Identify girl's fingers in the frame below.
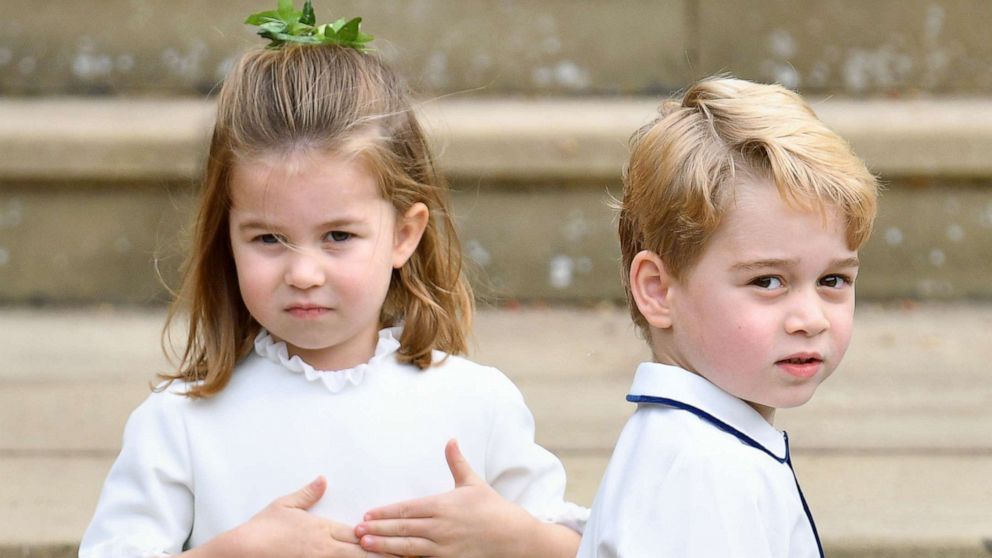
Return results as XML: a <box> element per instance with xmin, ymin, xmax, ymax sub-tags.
<box><xmin>363</xmin><ymin>496</ymin><xmax>438</xmax><ymax>521</ymax></box>
<box><xmin>443</xmin><ymin>439</ymin><xmax>482</xmax><ymax>487</ymax></box>
<box><xmin>356</xmin><ymin>517</ymin><xmax>435</xmax><ymax>539</ymax></box>
<box><xmin>327</xmin><ymin>523</ymin><xmax>393</xmax><ymax>558</ymax></box>
<box><xmin>329</xmin><ymin>520</ymin><xmax>360</xmax><ymax>543</ymax></box>
<box><xmin>334</xmin><ymin>541</ymin><xmax>390</xmax><ymax>558</ymax></box>
<box><xmin>274</xmin><ymin>476</ymin><xmax>327</xmax><ymax>510</ymax></box>
<box><xmin>359</xmin><ymin>533</ymin><xmax>436</xmax><ymax>557</ymax></box>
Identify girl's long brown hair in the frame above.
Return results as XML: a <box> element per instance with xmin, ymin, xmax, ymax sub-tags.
<box><xmin>160</xmin><ymin>45</ymin><xmax>473</xmax><ymax>398</ymax></box>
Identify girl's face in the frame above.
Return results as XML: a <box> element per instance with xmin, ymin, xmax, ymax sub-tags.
<box><xmin>663</xmin><ymin>176</ymin><xmax>859</xmax><ymax>422</ymax></box>
<box><xmin>228</xmin><ymin>150</ymin><xmax>425</xmax><ymax>371</ymax></box>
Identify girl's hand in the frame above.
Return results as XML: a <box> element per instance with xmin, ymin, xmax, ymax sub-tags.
<box><xmin>206</xmin><ymin>476</ymin><xmax>390</xmax><ymax>558</ymax></box>
<box><xmin>355</xmin><ymin>439</ymin><xmax>544</xmax><ymax>558</ymax></box>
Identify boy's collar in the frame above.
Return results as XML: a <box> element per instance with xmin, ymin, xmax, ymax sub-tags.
<box><xmin>627</xmin><ymin>362</ymin><xmax>788</xmax><ymax>461</ymax></box>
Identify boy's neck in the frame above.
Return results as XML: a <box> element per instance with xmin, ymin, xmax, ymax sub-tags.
<box><xmin>649</xmin><ymin>336</ymin><xmax>777</xmax><ymax>425</ymax></box>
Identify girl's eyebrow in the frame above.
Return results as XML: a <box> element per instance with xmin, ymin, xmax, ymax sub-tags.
<box><xmin>236</xmin><ymin>219</ymin><xmax>275</xmax><ymax>232</ymax></box>
<box><xmin>236</xmin><ymin>217</ymin><xmax>363</xmax><ymax>232</ymax></box>
<box><xmin>317</xmin><ymin>217</ymin><xmax>364</xmax><ymax>229</ymax></box>
<box><xmin>730</xmin><ymin>257</ymin><xmax>860</xmax><ymax>272</ymax></box>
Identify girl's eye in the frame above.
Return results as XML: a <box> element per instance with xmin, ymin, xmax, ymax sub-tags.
<box><xmin>256</xmin><ymin>234</ymin><xmax>282</xmax><ymax>245</ymax></box>
<box><xmin>820</xmin><ymin>274</ymin><xmax>852</xmax><ymax>289</ymax></box>
<box><xmin>326</xmin><ymin>231</ymin><xmax>352</xmax><ymax>242</ymax></box>
<box><xmin>751</xmin><ymin>276</ymin><xmax>783</xmax><ymax>290</ymax></box>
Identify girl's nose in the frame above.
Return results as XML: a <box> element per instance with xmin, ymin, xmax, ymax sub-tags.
<box><xmin>284</xmin><ymin>249</ymin><xmax>326</xmax><ymax>289</ymax></box>
<box><xmin>784</xmin><ymin>291</ymin><xmax>830</xmax><ymax>337</ymax></box>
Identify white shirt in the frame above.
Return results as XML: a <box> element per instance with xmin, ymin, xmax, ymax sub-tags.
<box><xmin>577</xmin><ymin>362</ymin><xmax>823</xmax><ymax>558</ymax></box>
<box><xmin>80</xmin><ymin>328</ymin><xmax>587</xmax><ymax>557</ymax></box>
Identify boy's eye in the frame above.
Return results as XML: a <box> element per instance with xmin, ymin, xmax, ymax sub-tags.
<box><xmin>326</xmin><ymin>231</ymin><xmax>352</xmax><ymax>242</ymax></box>
<box><xmin>751</xmin><ymin>276</ymin><xmax>783</xmax><ymax>289</ymax></box>
<box><xmin>820</xmin><ymin>274</ymin><xmax>852</xmax><ymax>289</ymax></box>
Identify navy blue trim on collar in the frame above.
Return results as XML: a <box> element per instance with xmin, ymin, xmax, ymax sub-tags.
<box><xmin>627</xmin><ymin>394</ymin><xmax>825</xmax><ymax>558</ymax></box>
<box><xmin>626</xmin><ymin>394</ymin><xmax>787</xmax><ymax>462</ymax></box>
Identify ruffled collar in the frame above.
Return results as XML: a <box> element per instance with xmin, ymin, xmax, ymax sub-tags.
<box><xmin>253</xmin><ymin>327</ymin><xmax>402</xmax><ymax>394</ymax></box>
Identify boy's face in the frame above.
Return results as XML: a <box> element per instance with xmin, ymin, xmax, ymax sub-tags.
<box><xmin>664</xmin><ymin>175</ymin><xmax>859</xmax><ymax>421</ymax></box>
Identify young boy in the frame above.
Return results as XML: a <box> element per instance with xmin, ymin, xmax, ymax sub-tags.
<box><xmin>577</xmin><ymin>77</ymin><xmax>878</xmax><ymax>557</ymax></box>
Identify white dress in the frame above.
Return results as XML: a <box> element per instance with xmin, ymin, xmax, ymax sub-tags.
<box><xmin>80</xmin><ymin>327</ymin><xmax>587</xmax><ymax>557</ymax></box>
<box><xmin>577</xmin><ymin>362</ymin><xmax>823</xmax><ymax>558</ymax></box>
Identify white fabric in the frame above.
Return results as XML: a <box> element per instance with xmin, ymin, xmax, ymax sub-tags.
<box><xmin>577</xmin><ymin>362</ymin><xmax>821</xmax><ymax>558</ymax></box>
<box><xmin>80</xmin><ymin>327</ymin><xmax>587</xmax><ymax>557</ymax></box>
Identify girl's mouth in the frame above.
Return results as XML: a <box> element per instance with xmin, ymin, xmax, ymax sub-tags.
<box><xmin>286</xmin><ymin>306</ymin><xmax>330</xmax><ymax>319</ymax></box>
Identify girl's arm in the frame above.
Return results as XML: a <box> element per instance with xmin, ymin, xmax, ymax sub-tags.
<box><xmin>355</xmin><ymin>440</ymin><xmax>580</xmax><ymax>558</ymax></box>
<box><xmin>79</xmin><ymin>394</ymin><xmax>196</xmax><ymax>557</ymax></box>
<box><xmin>80</xmin><ymin>394</ymin><xmax>388</xmax><ymax>558</ymax></box>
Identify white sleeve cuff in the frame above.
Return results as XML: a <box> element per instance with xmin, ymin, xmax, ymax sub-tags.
<box><xmin>533</xmin><ymin>499</ymin><xmax>590</xmax><ymax>533</ymax></box>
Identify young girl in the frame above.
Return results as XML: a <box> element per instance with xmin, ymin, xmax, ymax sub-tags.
<box><xmin>79</xmin><ymin>8</ymin><xmax>585</xmax><ymax>557</ymax></box>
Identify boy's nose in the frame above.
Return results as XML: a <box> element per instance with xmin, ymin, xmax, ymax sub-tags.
<box><xmin>784</xmin><ymin>291</ymin><xmax>830</xmax><ymax>337</ymax></box>
<box><xmin>284</xmin><ymin>249</ymin><xmax>326</xmax><ymax>289</ymax></box>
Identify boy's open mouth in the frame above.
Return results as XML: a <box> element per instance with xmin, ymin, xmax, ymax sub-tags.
<box><xmin>779</xmin><ymin>357</ymin><xmax>820</xmax><ymax>365</ymax></box>
<box><xmin>776</xmin><ymin>354</ymin><xmax>823</xmax><ymax>378</ymax></box>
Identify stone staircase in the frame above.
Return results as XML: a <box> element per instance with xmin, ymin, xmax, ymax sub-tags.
<box><xmin>2</xmin><ymin>1</ymin><xmax>992</xmax><ymax>304</ymax></box>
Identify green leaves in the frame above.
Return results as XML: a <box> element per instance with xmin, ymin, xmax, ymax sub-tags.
<box><xmin>244</xmin><ymin>0</ymin><xmax>374</xmax><ymax>51</ymax></box>
<box><xmin>300</xmin><ymin>0</ymin><xmax>316</xmax><ymax>25</ymax></box>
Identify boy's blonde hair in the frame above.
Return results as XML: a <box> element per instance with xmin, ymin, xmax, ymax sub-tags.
<box><xmin>161</xmin><ymin>45</ymin><xmax>473</xmax><ymax>398</ymax></box>
<box><xmin>619</xmin><ymin>77</ymin><xmax>878</xmax><ymax>334</ymax></box>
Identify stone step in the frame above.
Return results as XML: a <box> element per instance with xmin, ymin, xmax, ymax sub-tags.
<box><xmin>1</xmin><ymin>97</ymin><xmax>991</xmax><ymax>304</ymax></box>
<box><xmin>5</xmin><ymin>97</ymin><xmax>992</xmax><ymax>181</ymax></box>
<box><xmin>1</xmin><ymin>304</ymin><xmax>990</xmax><ymax>556</ymax></box>
<box><xmin>4</xmin><ymin>1</ymin><xmax>991</xmax><ymax>97</ymax></box>
<box><xmin>4</xmin><ymin>304</ymin><xmax>990</xmax><ymax>453</ymax></box>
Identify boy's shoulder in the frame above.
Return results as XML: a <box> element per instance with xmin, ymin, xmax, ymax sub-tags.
<box><xmin>625</xmin><ymin>401</ymin><xmax>771</xmax><ymax>465</ymax></box>
<box><xmin>618</xmin><ymin>362</ymin><xmax>790</xmax><ymax>476</ymax></box>
<box><xmin>605</xmin><ymin>405</ymin><xmax>789</xmax><ymax>518</ymax></box>
<box><xmin>585</xmin><ymin>373</ymin><xmax>819</xmax><ymax>557</ymax></box>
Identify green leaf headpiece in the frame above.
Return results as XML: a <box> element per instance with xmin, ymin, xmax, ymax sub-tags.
<box><xmin>245</xmin><ymin>0</ymin><xmax>374</xmax><ymax>51</ymax></box>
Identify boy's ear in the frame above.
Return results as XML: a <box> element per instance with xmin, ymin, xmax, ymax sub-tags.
<box><xmin>630</xmin><ymin>250</ymin><xmax>675</xmax><ymax>329</ymax></box>
<box><xmin>392</xmin><ymin>202</ymin><xmax>429</xmax><ymax>268</ymax></box>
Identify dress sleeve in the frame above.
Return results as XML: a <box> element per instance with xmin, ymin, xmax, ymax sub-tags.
<box><xmin>482</xmin><ymin>368</ymin><xmax>589</xmax><ymax>533</ymax></box>
<box><xmin>79</xmin><ymin>391</ymin><xmax>194</xmax><ymax>558</ymax></box>
<box><xmin>583</xmin><ymin>441</ymin><xmax>780</xmax><ymax>557</ymax></box>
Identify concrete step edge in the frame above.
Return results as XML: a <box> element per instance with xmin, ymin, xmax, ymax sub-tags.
<box><xmin>4</xmin><ymin>97</ymin><xmax>992</xmax><ymax>182</ymax></box>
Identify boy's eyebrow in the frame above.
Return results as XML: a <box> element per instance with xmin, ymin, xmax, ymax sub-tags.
<box><xmin>831</xmin><ymin>257</ymin><xmax>861</xmax><ymax>269</ymax></box>
<box><xmin>730</xmin><ymin>257</ymin><xmax>860</xmax><ymax>272</ymax></box>
<box><xmin>730</xmin><ymin>258</ymin><xmax>798</xmax><ymax>273</ymax></box>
